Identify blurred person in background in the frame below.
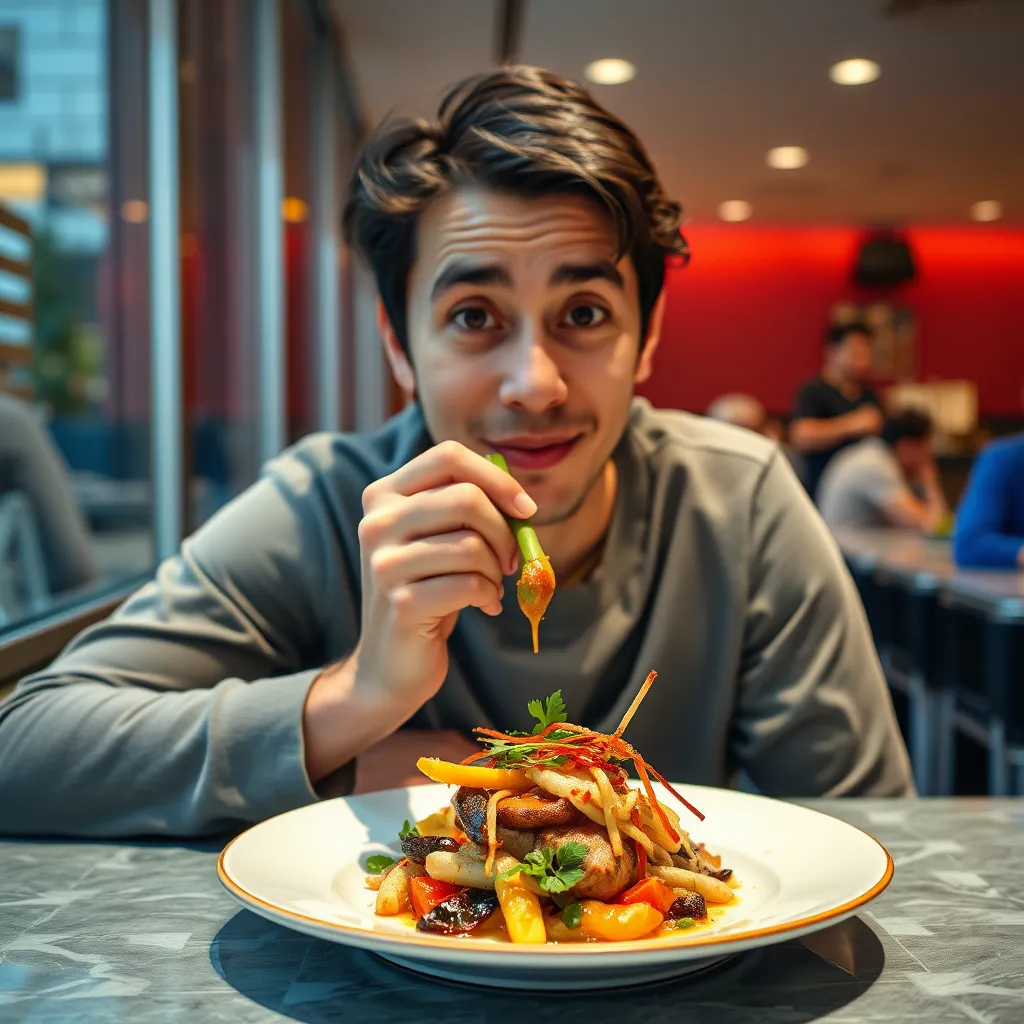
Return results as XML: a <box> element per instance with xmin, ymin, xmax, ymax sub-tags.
<box><xmin>706</xmin><ymin>393</ymin><xmax>805</xmax><ymax>482</ymax></box>
<box><xmin>706</xmin><ymin>393</ymin><xmax>768</xmax><ymax>435</ymax></box>
<box><xmin>790</xmin><ymin>323</ymin><xmax>884</xmax><ymax>500</ymax></box>
<box><xmin>818</xmin><ymin>408</ymin><xmax>948</xmax><ymax>533</ymax></box>
<box><xmin>0</xmin><ymin>66</ymin><xmax>912</xmax><ymax>839</ymax></box>
<box><xmin>0</xmin><ymin>394</ymin><xmax>98</xmax><ymax>607</ymax></box>
<box><xmin>954</xmin><ymin>432</ymin><xmax>1024</xmax><ymax>569</ymax></box>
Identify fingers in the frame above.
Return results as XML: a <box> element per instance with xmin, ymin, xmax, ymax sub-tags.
<box><xmin>361</xmin><ymin>482</ymin><xmax>520</xmax><ymax>577</ymax></box>
<box><xmin>390</xmin><ymin>573</ymin><xmax>505</xmax><ymax>624</ymax></box>
<box><xmin>364</xmin><ymin>440</ymin><xmax>537</xmax><ymax>521</ymax></box>
<box><xmin>370</xmin><ymin>530</ymin><xmax>506</xmax><ymax>592</ymax></box>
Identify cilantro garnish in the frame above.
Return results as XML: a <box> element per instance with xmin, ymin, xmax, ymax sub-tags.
<box><xmin>399</xmin><ymin>820</ymin><xmax>419</xmax><ymax>839</ymax></box>
<box><xmin>365</xmin><ymin>855</ymin><xmax>396</xmax><ymax>875</ymax></box>
<box><xmin>496</xmin><ymin>842</ymin><xmax>588</xmax><ymax>895</ymax></box>
<box><xmin>561</xmin><ymin>901</ymin><xmax>583</xmax><ymax>929</ymax></box>
<box><xmin>528</xmin><ymin>691</ymin><xmax>567</xmax><ymax>734</ymax></box>
<box><xmin>672</xmin><ymin>917</ymin><xmax>696</xmax><ymax>930</ymax></box>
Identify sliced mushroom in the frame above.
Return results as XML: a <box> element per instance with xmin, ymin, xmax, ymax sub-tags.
<box><xmin>451</xmin><ymin>787</ymin><xmax>489</xmax><ymax>845</ymax></box>
<box><xmin>496</xmin><ymin>789</ymin><xmax>583</xmax><ymax>830</ymax></box>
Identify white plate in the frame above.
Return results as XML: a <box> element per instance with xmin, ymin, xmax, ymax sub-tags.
<box><xmin>218</xmin><ymin>783</ymin><xmax>893</xmax><ymax>990</ymax></box>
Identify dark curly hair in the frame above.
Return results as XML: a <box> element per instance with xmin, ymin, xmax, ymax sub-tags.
<box><xmin>343</xmin><ymin>65</ymin><xmax>689</xmax><ymax>353</ymax></box>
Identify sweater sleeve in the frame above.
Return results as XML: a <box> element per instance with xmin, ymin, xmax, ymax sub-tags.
<box><xmin>733</xmin><ymin>451</ymin><xmax>915</xmax><ymax>797</ymax></box>
<box><xmin>0</xmin><ymin>445</ymin><xmax>355</xmax><ymax>838</ymax></box>
<box><xmin>954</xmin><ymin>447</ymin><xmax>1024</xmax><ymax>569</ymax></box>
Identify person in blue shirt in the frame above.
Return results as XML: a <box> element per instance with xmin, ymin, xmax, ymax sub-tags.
<box><xmin>954</xmin><ymin>433</ymin><xmax>1024</xmax><ymax>569</ymax></box>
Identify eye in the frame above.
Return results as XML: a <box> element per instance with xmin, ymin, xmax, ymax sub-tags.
<box><xmin>451</xmin><ymin>306</ymin><xmax>498</xmax><ymax>331</ymax></box>
<box><xmin>561</xmin><ymin>304</ymin><xmax>609</xmax><ymax>328</ymax></box>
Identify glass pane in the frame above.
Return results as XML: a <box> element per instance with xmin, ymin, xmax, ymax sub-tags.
<box><xmin>178</xmin><ymin>0</ymin><xmax>261</xmax><ymax>528</ymax></box>
<box><xmin>282</xmin><ymin>0</ymin><xmax>315</xmax><ymax>445</ymax></box>
<box><xmin>0</xmin><ymin>0</ymin><xmax>153</xmax><ymax>635</ymax></box>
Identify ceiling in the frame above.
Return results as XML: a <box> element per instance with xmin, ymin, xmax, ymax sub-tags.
<box><xmin>331</xmin><ymin>0</ymin><xmax>1024</xmax><ymax>224</ymax></box>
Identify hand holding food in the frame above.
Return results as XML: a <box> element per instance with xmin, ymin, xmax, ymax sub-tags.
<box><xmin>365</xmin><ymin>673</ymin><xmax>736</xmax><ymax>944</ymax></box>
<box><xmin>354</xmin><ymin>441</ymin><xmax>537</xmax><ymax>710</ymax></box>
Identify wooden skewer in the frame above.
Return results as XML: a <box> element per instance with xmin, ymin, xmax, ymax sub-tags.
<box><xmin>613</xmin><ymin>670</ymin><xmax>657</xmax><ymax>738</ymax></box>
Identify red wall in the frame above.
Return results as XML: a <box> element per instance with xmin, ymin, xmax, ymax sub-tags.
<box><xmin>639</xmin><ymin>225</ymin><xmax>1024</xmax><ymax>418</ymax></box>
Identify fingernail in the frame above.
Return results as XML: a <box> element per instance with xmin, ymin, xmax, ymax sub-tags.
<box><xmin>508</xmin><ymin>553</ymin><xmax>520</xmax><ymax>576</ymax></box>
<box><xmin>513</xmin><ymin>492</ymin><xmax>538</xmax><ymax>517</ymax></box>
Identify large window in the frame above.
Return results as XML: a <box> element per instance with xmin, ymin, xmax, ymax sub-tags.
<box><xmin>178</xmin><ymin>0</ymin><xmax>262</xmax><ymax>529</ymax></box>
<box><xmin>0</xmin><ymin>0</ymin><xmax>152</xmax><ymax>633</ymax></box>
<box><xmin>0</xmin><ymin>0</ymin><xmax>358</xmax><ymax>658</ymax></box>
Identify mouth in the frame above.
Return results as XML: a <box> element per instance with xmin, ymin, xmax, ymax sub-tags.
<box><xmin>487</xmin><ymin>434</ymin><xmax>583</xmax><ymax>471</ymax></box>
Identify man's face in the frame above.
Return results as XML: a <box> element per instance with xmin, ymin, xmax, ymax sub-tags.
<box><xmin>397</xmin><ymin>188</ymin><xmax>654</xmax><ymax>525</ymax></box>
<box><xmin>835</xmin><ymin>331</ymin><xmax>874</xmax><ymax>381</ymax></box>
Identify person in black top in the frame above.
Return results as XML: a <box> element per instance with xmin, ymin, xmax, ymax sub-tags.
<box><xmin>790</xmin><ymin>322</ymin><xmax>884</xmax><ymax>500</ymax></box>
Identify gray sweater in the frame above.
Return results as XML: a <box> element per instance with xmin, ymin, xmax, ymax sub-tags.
<box><xmin>0</xmin><ymin>400</ymin><xmax>913</xmax><ymax>837</ymax></box>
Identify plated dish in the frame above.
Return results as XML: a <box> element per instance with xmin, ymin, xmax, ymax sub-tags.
<box><xmin>219</xmin><ymin>674</ymin><xmax>894</xmax><ymax>989</ymax></box>
<box><xmin>368</xmin><ymin>674</ymin><xmax>735</xmax><ymax>944</ymax></box>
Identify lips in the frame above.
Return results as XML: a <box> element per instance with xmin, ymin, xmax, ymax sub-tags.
<box><xmin>488</xmin><ymin>435</ymin><xmax>581</xmax><ymax>471</ymax></box>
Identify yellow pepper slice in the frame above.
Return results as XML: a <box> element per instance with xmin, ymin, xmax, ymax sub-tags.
<box><xmin>495</xmin><ymin>873</ymin><xmax>547</xmax><ymax>944</ymax></box>
<box><xmin>579</xmin><ymin>900</ymin><xmax>664</xmax><ymax>942</ymax></box>
<box><xmin>415</xmin><ymin>757</ymin><xmax>533</xmax><ymax>792</ymax></box>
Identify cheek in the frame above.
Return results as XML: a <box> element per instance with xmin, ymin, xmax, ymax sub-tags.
<box><xmin>414</xmin><ymin>350</ymin><xmax>498</xmax><ymax>429</ymax></box>
<box><xmin>564</xmin><ymin>337</ymin><xmax>638</xmax><ymax>415</ymax></box>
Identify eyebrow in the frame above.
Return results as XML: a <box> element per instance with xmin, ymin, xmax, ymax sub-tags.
<box><xmin>430</xmin><ymin>262</ymin><xmax>512</xmax><ymax>301</ymax></box>
<box><xmin>550</xmin><ymin>260</ymin><xmax>624</xmax><ymax>290</ymax></box>
<box><xmin>429</xmin><ymin>258</ymin><xmax>625</xmax><ymax>302</ymax></box>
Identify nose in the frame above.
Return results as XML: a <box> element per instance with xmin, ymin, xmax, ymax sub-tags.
<box><xmin>497</xmin><ymin>323</ymin><xmax>568</xmax><ymax>414</ymax></box>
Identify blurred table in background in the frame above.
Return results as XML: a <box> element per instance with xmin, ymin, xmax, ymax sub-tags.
<box><xmin>834</xmin><ymin>528</ymin><xmax>1024</xmax><ymax>796</ymax></box>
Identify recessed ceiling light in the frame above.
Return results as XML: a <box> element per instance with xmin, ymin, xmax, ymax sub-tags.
<box><xmin>970</xmin><ymin>200</ymin><xmax>1002</xmax><ymax>222</ymax></box>
<box><xmin>766</xmin><ymin>146</ymin><xmax>809</xmax><ymax>170</ymax></box>
<box><xmin>718</xmin><ymin>200</ymin><xmax>753</xmax><ymax>222</ymax></box>
<box><xmin>584</xmin><ymin>58</ymin><xmax>636</xmax><ymax>85</ymax></box>
<box><xmin>829</xmin><ymin>58</ymin><xmax>880</xmax><ymax>86</ymax></box>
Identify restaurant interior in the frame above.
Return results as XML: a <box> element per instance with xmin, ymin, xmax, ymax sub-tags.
<box><xmin>1</xmin><ymin>0</ymin><xmax>1023</xmax><ymax>1020</ymax></box>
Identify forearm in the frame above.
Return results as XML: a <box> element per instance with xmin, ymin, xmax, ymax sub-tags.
<box><xmin>921</xmin><ymin>479</ymin><xmax>949</xmax><ymax>531</ymax></box>
<box><xmin>0</xmin><ymin>669</ymin><xmax>321</xmax><ymax>837</ymax></box>
<box><xmin>955</xmin><ymin>529</ymin><xmax>1024</xmax><ymax>568</ymax></box>
<box><xmin>302</xmin><ymin>646</ymin><xmax>423</xmax><ymax>784</ymax></box>
<box><xmin>790</xmin><ymin>416</ymin><xmax>857</xmax><ymax>452</ymax></box>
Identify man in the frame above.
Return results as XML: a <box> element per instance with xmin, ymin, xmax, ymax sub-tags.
<box><xmin>0</xmin><ymin>394</ymin><xmax>98</xmax><ymax>604</ymax></box>
<box><xmin>705</xmin><ymin>394</ymin><xmax>768</xmax><ymax>435</ymax></box>
<box><xmin>706</xmin><ymin>393</ymin><xmax>805</xmax><ymax>482</ymax></box>
<box><xmin>818</xmin><ymin>408</ymin><xmax>949</xmax><ymax>532</ymax></box>
<box><xmin>790</xmin><ymin>323</ymin><xmax>885</xmax><ymax>500</ymax></box>
<box><xmin>954</xmin><ymin>433</ymin><xmax>1024</xmax><ymax>569</ymax></box>
<box><xmin>0</xmin><ymin>67</ymin><xmax>912</xmax><ymax>838</ymax></box>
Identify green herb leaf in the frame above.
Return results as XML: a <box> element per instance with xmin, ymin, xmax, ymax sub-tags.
<box><xmin>561</xmin><ymin>901</ymin><xmax>583</xmax><ymax>929</ymax></box>
<box><xmin>527</xmin><ymin>691</ymin><xmax>568</xmax><ymax>735</ymax></box>
<box><xmin>554</xmin><ymin>842</ymin><xmax>588</xmax><ymax>872</ymax></box>
<box><xmin>673</xmin><ymin>917</ymin><xmax>696</xmax><ymax>930</ymax></box>
<box><xmin>538</xmin><ymin>868</ymin><xmax>585</xmax><ymax>894</ymax></box>
<box><xmin>365</xmin><ymin>855</ymin><xmax>397</xmax><ymax>875</ymax></box>
<box><xmin>545</xmin><ymin>729</ymin><xmax>576</xmax><ymax>742</ymax></box>
<box><xmin>399</xmin><ymin>819</ymin><xmax>419</xmax><ymax>839</ymax></box>
<box><xmin>495</xmin><ymin>842</ymin><xmax>587</xmax><ymax>894</ymax></box>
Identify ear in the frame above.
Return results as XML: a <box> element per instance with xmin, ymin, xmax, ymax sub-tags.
<box><xmin>377</xmin><ymin>297</ymin><xmax>416</xmax><ymax>394</ymax></box>
<box><xmin>634</xmin><ymin>290</ymin><xmax>666</xmax><ymax>385</ymax></box>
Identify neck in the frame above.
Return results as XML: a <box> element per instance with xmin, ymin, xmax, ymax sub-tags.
<box><xmin>824</xmin><ymin>366</ymin><xmax>860</xmax><ymax>397</ymax></box>
<box><xmin>535</xmin><ymin>459</ymin><xmax>617</xmax><ymax>582</ymax></box>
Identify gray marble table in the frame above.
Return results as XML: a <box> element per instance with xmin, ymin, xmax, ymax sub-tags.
<box><xmin>3</xmin><ymin>798</ymin><xmax>1024</xmax><ymax>1023</ymax></box>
